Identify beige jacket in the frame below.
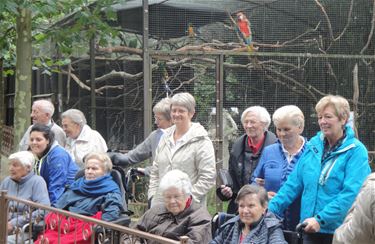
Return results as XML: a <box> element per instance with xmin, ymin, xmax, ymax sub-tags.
<box><xmin>148</xmin><ymin>122</ymin><xmax>216</xmax><ymax>205</ymax></box>
<box><xmin>65</xmin><ymin>124</ymin><xmax>108</xmax><ymax>167</ymax></box>
<box><xmin>333</xmin><ymin>173</ymin><xmax>375</xmax><ymax>244</ymax></box>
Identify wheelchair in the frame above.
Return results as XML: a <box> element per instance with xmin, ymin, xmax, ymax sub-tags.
<box><xmin>20</xmin><ymin>166</ymin><xmax>132</xmax><ymax>243</ymax></box>
<box><xmin>211</xmin><ymin>212</ymin><xmax>306</xmax><ymax>244</ymax></box>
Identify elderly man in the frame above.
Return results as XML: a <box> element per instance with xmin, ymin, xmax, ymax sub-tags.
<box><xmin>19</xmin><ymin>99</ymin><xmax>66</xmax><ymax>150</ymax></box>
<box><xmin>61</xmin><ymin>109</ymin><xmax>107</xmax><ymax>168</ymax></box>
<box><xmin>216</xmin><ymin>106</ymin><xmax>277</xmax><ymax>214</ymax></box>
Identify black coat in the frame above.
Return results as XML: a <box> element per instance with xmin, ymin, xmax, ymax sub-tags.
<box><xmin>217</xmin><ymin>131</ymin><xmax>277</xmax><ymax>214</ymax></box>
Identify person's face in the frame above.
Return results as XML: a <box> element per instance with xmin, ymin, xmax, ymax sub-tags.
<box><xmin>154</xmin><ymin>112</ymin><xmax>172</xmax><ymax>129</ymax></box>
<box><xmin>62</xmin><ymin>117</ymin><xmax>82</xmax><ymax>139</ymax></box>
<box><xmin>29</xmin><ymin>131</ymin><xmax>49</xmax><ymax>157</ymax></box>
<box><xmin>31</xmin><ymin>105</ymin><xmax>49</xmax><ymax>124</ymax></box>
<box><xmin>275</xmin><ymin>120</ymin><xmax>303</xmax><ymax>147</ymax></box>
<box><xmin>318</xmin><ymin>106</ymin><xmax>346</xmax><ymax>140</ymax></box>
<box><xmin>9</xmin><ymin>159</ymin><xmax>29</xmax><ymax>182</ymax></box>
<box><xmin>238</xmin><ymin>193</ymin><xmax>266</xmax><ymax>226</ymax></box>
<box><xmin>85</xmin><ymin>158</ymin><xmax>106</xmax><ymax>180</ymax></box>
<box><xmin>242</xmin><ymin>112</ymin><xmax>266</xmax><ymax>140</ymax></box>
<box><xmin>171</xmin><ymin>105</ymin><xmax>194</xmax><ymax>127</ymax></box>
<box><xmin>163</xmin><ymin>187</ymin><xmax>188</xmax><ymax>215</ymax></box>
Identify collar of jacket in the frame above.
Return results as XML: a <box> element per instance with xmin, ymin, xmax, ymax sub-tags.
<box><xmin>11</xmin><ymin>170</ymin><xmax>35</xmax><ymax>185</ymax></box>
<box><xmin>307</xmin><ymin>125</ymin><xmax>357</xmax><ymax>160</ymax></box>
<box><xmin>156</xmin><ymin>201</ymin><xmax>197</xmax><ymax>223</ymax></box>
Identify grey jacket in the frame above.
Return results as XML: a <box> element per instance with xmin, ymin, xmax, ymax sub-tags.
<box><xmin>0</xmin><ymin>171</ymin><xmax>51</xmax><ymax>227</ymax></box>
<box><xmin>19</xmin><ymin>121</ymin><xmax>66</xmax><ymax>150</ymax></box>
<box><xmin>333</xmin><ymin>173</ymin><xmax>375</xmax><ymax>244</ymax></box>
<box><xmin>210</xmin><ymin>211</ymin><xmax>287</xmax><ymax>244</ymax></box>
<box><xmin>136</xmin><ymin>201</ymin><xmax>212</xmax><ymax>243</ymax></box>
<box><xmin>148</xmin><ymin>123</ymin><xmax>216</xmax><ymax>205</ymax></box>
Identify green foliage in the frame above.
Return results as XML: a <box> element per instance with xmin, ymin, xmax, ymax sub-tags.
<box><xmin>1</xmin><ymin>0</ymin><xmax>125</xmax><ymax>76</ymax></box>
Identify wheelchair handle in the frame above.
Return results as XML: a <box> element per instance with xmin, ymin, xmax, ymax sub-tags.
<box><xmin>296</xmin><ymin>222</ymin><xmax>308</xmax><ymax>233</ymax></box>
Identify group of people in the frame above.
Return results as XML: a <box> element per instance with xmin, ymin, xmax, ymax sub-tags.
<box><xmin>1</xmin><ymin>92</ymin><xmax>374</xmax><ymax>244</ymax></box>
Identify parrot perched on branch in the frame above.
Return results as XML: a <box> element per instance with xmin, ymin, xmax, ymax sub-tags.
<box><xmin>231</xmin><ymin>11</ymin><xmax>258</xmax><ymax>51</ymax></box>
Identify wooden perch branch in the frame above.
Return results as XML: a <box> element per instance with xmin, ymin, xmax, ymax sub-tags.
<box><xmin>96</xmin><ymin>46</ymin><xmax>142</xmax><ymax>56</ymax></box>
<box><xmin>61</xmin><ymin>70</ymin><xmax>124</xmax><ymax>95</ymax></box>
<box><xmin>92</xmin><ymin>70</ymin><xmax>144</xmax><ymax>83</ymax></box>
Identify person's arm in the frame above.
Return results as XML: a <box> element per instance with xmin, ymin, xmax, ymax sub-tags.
<box><xmin>47</xmin><ymin>151</ymin><xmax>71</xmax><ymax>204</ymax></box>
<box><xmin>250</xmin><ymin>151</ymin><xmax>267</xmax><ymax>184</ymax></box>
<box><xmin>333</xmin><ymin>175</ymin><xmax>375</xmax><ymax>244</ymax></box>
<box><xmin>268</xmin><ymin>152</ymin><xmax>305</xmax><ymax>217</ymax></box>
<box><xmin>313</xmin><ymin>146</ymin><xmax>370</xmax><ymax>231</ymax></box>
<box><xmin>216</xmin><ymin>152</ymin><xmax>236</xmax><ymax>201</ymax></box>
<box><xmin>101</xmin><ymin>192</ymin><xmax>124</xmax><ymax>221</ymax></box>
<box><xmin>191</xmin><ymin>138</ymin><xmax>216</xmax><ymax>203</ymax></box>
<box><xmin>126</xmin><ymin>131</ymin><xmax>155</xmax><ymax>163</ymax></box>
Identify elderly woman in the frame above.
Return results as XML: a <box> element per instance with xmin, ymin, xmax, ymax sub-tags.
<box><xmin>148</xmin><ymin>92</ymin><xmax>216</xmax><ymax>205</ymax></box>
<box><xmin>110</xmin><ymin>97</ymin><xmax>173</xmax><ymax>175</ymax></box>
<box><xmin>0</xmin><ymin>151</ymin><xmax>50</xmax><ymax>244</ymax></box>
<box><xmin>137</xmin><ymin>169</ymin><xmax>212</xmax><ymax>243</ymax></box>
<box><xmin>62</xmin><ymin>109</ymin><xmax>108</xmax><ymax>167</ymax></box>
<box><xmin>34</xmin><ymin>152</ymin><xmax>124</xmax><ymax>244</ymax></box>
<box><xmin>269</xmin><ymin>95</ymin><xmax>370</xmax><ymax>243</ymax></box>
<box><xmin>251</xmin><ymin>105</ymin><xmax>306</xmax><ymax>230</ymax></box>
<box><xmin>29</xmin><ymin>124</ymin><xmax>78</xmax><ymax>204</ymax></box>
<box><xmin>217</xmin><ymin>106</ymin><xmax>277</xmax><ymax>214</ymax></box>
<box><xmin>211</xmin><ymin>184</ymin><xmax>286</xmax><ymax>244</ymax></box>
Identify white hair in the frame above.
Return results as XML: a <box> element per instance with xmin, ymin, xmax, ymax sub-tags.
<box><xmin>33</xmin><ymin>100</ymin><xmax>55</xmax><ymax>117</ymax></box>
<box><xmin>159</xmin><ymin>169</ymin><xmax>192</xmax><ymax>196</ymax></box>
<box><xmin>272</xmin><ymin>105</ymin><xmax>305</xmax><ymax>129</ymax></box>
<box><xmin>8</xmin><ymin>151</ymin><xmax>35</xmax><ymax>169</ymax></box>
<box><xmin>61</xmin><ymin>109</ymin><xmax>87</xmax><ymax>127</ymax></box>
<box><xmin>241</xmin><ymin>106</ymin><xmax>271</xmax><ymax>130</ymax></box>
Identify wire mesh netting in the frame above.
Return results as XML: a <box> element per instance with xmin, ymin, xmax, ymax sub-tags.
<box><xmin>2</xmin><ymin>0</ymin><xmax>374</xmax><ymax>163</ymax></box>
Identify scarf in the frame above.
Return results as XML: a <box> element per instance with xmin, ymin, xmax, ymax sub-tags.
<box><xmin>69</xmin><ymin>174</ymin><xmax>120</xmax><ymax>197</ymax></box>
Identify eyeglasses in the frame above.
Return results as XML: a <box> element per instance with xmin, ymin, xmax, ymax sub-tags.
<box><xmin>154</xmin><ymin>116</ymin><xmax>165</xmax><ymax>122</ymax></box>
<box><xmin>163</xmin><ymin>194</ymin><xmax>185</xmax><ymax>202</ymax></box>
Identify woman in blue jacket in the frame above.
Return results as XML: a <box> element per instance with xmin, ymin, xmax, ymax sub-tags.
<box><xmin>29</xmin><ymin>124</ymin><xmax>78</xmax><ymax>204</ymax></box>
<box><xmin>268</xmin><ymin>95</ymin><xmax>370</xmax><ymax>244</ymax></box>
<box><xmin>251</xmin><ymin>105</ymin><xmax>306</xmax><ymax>230</ymax></box>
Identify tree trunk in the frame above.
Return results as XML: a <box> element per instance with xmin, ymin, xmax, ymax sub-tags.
<box><xmin>13</xmin><ymin>8</ymin><xmax>32</xmax><ymax>151</ymax></box>
<box><xmin>0</xmin><ymin>58</ymin><xmax>4</xmax><ymax>127</ymax></box>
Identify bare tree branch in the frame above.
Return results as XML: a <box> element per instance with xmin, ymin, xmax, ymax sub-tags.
<box><xmin>361</xmin><ymin>0</ymin><xmax>375</xmax><ymax>65</ymax></box>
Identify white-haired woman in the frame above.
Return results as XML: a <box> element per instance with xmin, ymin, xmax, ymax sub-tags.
<box><xmin>251</xmin><ymin>105</ymin><xmax>306</xmax><ymax>230</ymax></box>
<box><xmin>269</xmin><ymin>95</ymin><xmax>370</xmax><ymax>243</ymax></box>
<box><xmin>0</xmin><ymin>151</ymin><xmax>50</xmax><ymax>244</ymax></box>
<box><xmin>137</xmin><ymin>169</ymin><xmax>212</xmax><ymax>243</ymax></box>
<box><xmin>34</xmin><ymin>152</ymin><xmax>124</xmax><ymax>244</ymax></box>
<box><xmin>148</xmin><ymin>92</ymin><xmax>216</xmax><ymax>206</ymax></box>
<box><xmin>217</xmin><ymin>106</ymin><xmax>277</xmax><ymax>214</ymax></box>
<box><xmin>62</xmin><ymin>109</ymin><xmax>108</xmax><ymax>167</ymax></box>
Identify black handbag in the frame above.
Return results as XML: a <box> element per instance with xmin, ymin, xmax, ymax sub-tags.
<box><xmin>218</xmin><ymin>169</ymin><xmax>233</xmax><ymax>188</ymax></box>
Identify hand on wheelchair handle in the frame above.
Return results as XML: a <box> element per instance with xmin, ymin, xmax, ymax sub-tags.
<box><xmin>107</xmin><ymin>152</ymin><xmax>130</xmax><ymax>167</ymax></box>
<box><xmin>296</xmin><ymin>222</ymin><xmax>308</xmax><ymax>233</ymax></box>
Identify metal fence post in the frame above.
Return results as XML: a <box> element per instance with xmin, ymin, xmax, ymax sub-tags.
<box><xmin>0</xmin><ymin>190</ymin><xmax>8</xmax><ymax>244</ymax></box>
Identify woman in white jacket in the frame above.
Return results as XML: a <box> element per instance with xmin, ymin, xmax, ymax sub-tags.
<box><xmin>148</xmin><ymin>92</ymin><xmax>216</xmax><ymax>206</ymax></box>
